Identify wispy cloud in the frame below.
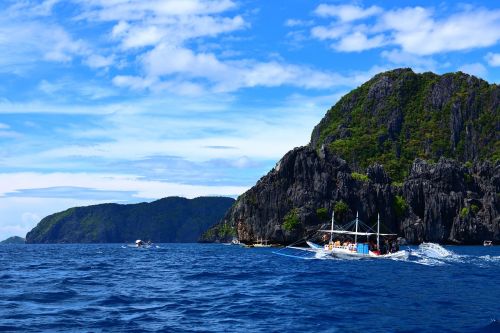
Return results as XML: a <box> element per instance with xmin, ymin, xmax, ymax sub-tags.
<box><xmin>310</xmin><ymin>4</ymin><xmax>500</xmax><ymax>56</ymax></box>
<box><xmin>485</xmin><ymin>52</ymin><xmax>500</xmax><ymax>67</ymax></box>
<box><xmin>0</xmin><ymin>20</ymin><xmax>87</xmax><ymax>72</ymax></box>
<box><xmin>313</xmin><ymin>4</ymin><xmax>382</xmax><ymax>22</ymax></box>
<box><xmin>0</xmin><ymin>172</ymin><xmax>247</xmax><ymax>200</ymax></box>
<box><xmin>458</xmin><ymin>63</ymin><xmax>487</xmax><ymax>77</ymax></box>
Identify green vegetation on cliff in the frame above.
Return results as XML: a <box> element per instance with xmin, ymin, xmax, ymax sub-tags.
<box><xmin>26</xmin><ymin>196</ymin><xmax>235</xmax><ymax>243</ymax></box>
<box><xmin>311</xmin><ymin>68</ymin><xmax>499</xmax><ymax>181</ymax></box>
<box><xmin>283</xmin><ymin>208</ymin><xmax>300</xmax><ymax>231</ymax></box>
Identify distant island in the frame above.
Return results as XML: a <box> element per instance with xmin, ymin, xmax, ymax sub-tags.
<box><xmin>203</xmin><ymin>68</ymin><xmax>499</xmax><ymax>245</ymax></box>
<box><xmin>26</xmin><ymin>196</ymin><xmax>235</xmax><ymax>243</ymax></box>
<box><xmin>0</xmin><ymin>236</ymin><xmax>25</xmax><ymax>244</ymax></box>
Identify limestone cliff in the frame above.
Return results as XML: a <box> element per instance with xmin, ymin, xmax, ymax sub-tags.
<box><xmin>202</xmin><ymin>69</ymin><xmax>499</xmax><ymax>244</ymax></box>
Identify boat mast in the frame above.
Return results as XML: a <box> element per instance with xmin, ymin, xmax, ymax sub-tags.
<box><xmin>377</xmin><ymin>213</ymin><xmax>380</xmax><ymax>251</ymax></box>
<box><xmin>330</xmin><ymin>211</ymin><xmax>335</xmax><ymax>243</ymax></box>
<box><xmin>355</xmin><ymin>211</ymin><xmax>358</xmax><ymax>244</ymax></box>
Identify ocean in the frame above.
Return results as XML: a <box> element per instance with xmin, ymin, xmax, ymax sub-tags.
<box><xmin>0</xmin><ymin>243</ymin><xmax>499</xmax><ymax>332</ymax></box>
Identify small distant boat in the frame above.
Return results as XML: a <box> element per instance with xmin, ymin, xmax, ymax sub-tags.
<box><xmin>253</xmin><ymin>237</ymin><xmax>272</xmax><ymax>248</ymax></box>
<box><xmin>222</xmin><ymin>237</ymin><xmax>241</xmax><ymax>246</ymax></box>
<box><xmin>291</xmin><ymin>212</ymin><xmax>408</xmax><ymax>259</ymax></box>
<box><xmin>135</xmin><ymin>239</ymin><xmax>152</xmax><ymax>248</ymax></box>
<box><xmin>484</xmin><ymin>240</ymin><xmax>493</xmax><ymax>246</ymax></box>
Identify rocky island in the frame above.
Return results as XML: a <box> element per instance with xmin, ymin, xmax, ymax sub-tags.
<box><xmin>26</xmin><ymin>196</ymin><xmax>234</xmax><ymax>243</ymax></box>
<box><xmin>0</xmin><ymin>236</ymin><xmax>25</xmax><ymax>244</ymax></box>
<box><xmin>202</xmin><ymin>69</ymin><xmax>499</xmax><ymax>245</ymax></box>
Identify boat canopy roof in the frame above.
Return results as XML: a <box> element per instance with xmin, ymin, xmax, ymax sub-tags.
<box><xmin>319</xmin><ymin>214</ymin><xmax>397</xmax><ymax>237</ymax></box>
<box><xmin>318</xmin><ymin>230</ymin><xmax>396</xmax><ymax>236</ymax></box>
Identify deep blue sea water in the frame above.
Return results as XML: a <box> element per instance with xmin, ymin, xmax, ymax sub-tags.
<box><xmin>1</xmin><ymin>243</ymin><xmax>499</xmax><ymax>333</ymax></box>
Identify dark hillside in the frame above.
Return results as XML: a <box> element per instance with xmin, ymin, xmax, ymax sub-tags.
<box><xmin>26</xmin><ymin>196</ymin><xmax>235</xmax><ymax>243</ymax></box>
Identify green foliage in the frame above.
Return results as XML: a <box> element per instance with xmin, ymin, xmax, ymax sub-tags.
<box><xmin>460</xmin><ymin>207</ymin><xmax>469</xmax><ymax>218</ymax></box>
<box><xmin>471</xmin><ymin>204</ymin><xmax>479</xmax><ymax>214</ymax></box>
<box><xmin>392</xmin><ymin>181</ymin><xmax>403</xmax><ymax>187</ymax></box>
<box><xmin>334</xmin><ymin>200</ymin><xmax>349</xmax><ymax>215</ymax></box>
<box><xmin>464</xmin><ymin>161</ymin><xmax>473</xmax><ymax>169</ymax></box>
<box><xmin>218</xmin><ymin>223</ymin><xmax>236</xmax><ymax>238</ymax></box>
<box><xmin>351</xmin><ymin>172</ymin><xmax>369</xmax><ymax>182</ymax></box>
<box><xmin>25</xmin><ymin>197</ymin><xmax>235</xmax><ymax>243</ymax></box>
<box><xmin>316</xmin><ymin>207</ymin><xmax>329</xmax><ymax>221</ymax></box>
<box><xmin>315</xmin><ymin>69</ymin><xmax>499</xmax><ymax>182</ymax></box>
<box><xmin>247</xmin><ymin>194</ymin><xmax>258</xmax><ymax>206</ymax></box>
<box><xmin>283</xmin><ymin>208</ymin><xmax>300</xmax><ymax>231</ymax></box>
<box><xmin>393</xmin><ymin>195</ymin><xmax>408</xmax><ymax>217</ymax></box>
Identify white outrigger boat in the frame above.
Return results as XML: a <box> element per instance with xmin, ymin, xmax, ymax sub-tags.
<box><xmin>253</xmin><ymin>237</ymin><xmax>272</xmax><ymax>248</ymax></box>
<box><xmin>299</xmin><ymin>212</ymin><xmax>408</xmax><ymax>259</ymax></box>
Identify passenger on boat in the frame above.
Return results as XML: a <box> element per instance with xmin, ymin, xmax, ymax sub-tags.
<box><xmin>390</xmin><ymin>240</ymin><xmax>399</xmax><ymax>253</ymax></box>
<box><xmin>381</xmin><ymin>240</ymin><xmax>388</xmax><ymax>255</ymax></box>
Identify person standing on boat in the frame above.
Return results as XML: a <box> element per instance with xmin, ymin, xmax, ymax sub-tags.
<box><xmin>381</xmin><ymin>240</ymin><xmax>388</xmax><ymax>255</ymax></box>
<box><xmin>393</xmin><ymin>239</ymin><xmax>400</xmax><ymax>253</ymax></box>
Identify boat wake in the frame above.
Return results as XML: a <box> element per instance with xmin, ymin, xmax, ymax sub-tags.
<box><xmin>407</xmin><ymin>243</ymin><xmax>464</xmax><ymax>266</ymax></box>
<box><xmin>276</xmin><ymin>242</ymin><xmax>500</xmax><ymax>267</ymax></box>
<box><xmin>418</xmin><ymin>242</ymin><xmax>454</xmax><ymax>258</ymax></box>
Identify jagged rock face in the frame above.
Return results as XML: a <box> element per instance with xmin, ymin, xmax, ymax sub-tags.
<box><xmin>204</xmin><ymin>146</ymin><xmax>401</xmax><ymax>244</ymax></box>
<box><xmin>402</xmin><ymin>159</ymin><xmax>499</xmax><ymax>243</ymax></box>
<box><xmin>203</xmin><ymin>149</ymin><xmax>499</xmax><ymax>244</ymax></box>
<box><xmin>203</xmin><ymin>69</ymin><xmax>499</xmax><ymax>245</ymax></box>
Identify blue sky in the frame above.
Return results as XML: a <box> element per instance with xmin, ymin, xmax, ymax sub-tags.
<box><xmin>1</xmin><ymin>0</ymin><xmax>499</xmax><ymax>239</ymax></box>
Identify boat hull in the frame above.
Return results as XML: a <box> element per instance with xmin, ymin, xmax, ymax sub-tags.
<box><xmin>306</xmin><ymin>241</ymin><xmax>408</xmax><ymax>260</ymax></box>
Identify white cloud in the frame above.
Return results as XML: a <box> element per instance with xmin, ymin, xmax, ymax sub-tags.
<box><xmin>22</xmin><ymin>212</ymin><xmax>41</xmax><ymax>226</ymax></box>
<box><xmin>284</xmin><ymin>19</ymin><xmax>313</xmax><ymax>27</ymax></box>
<box><xmin>0</xmin><ymin>100</ymin><xmax>122</xmax><ymax>115</ymax></box>
<box><xmin>0</xmin><ymin>122</ymin><xmax>21</xmax><ymax>138</ymax></box>
<box><xmin>380</xmin><ymin>49</ymin><xmax>438</xmax><ymax>71</ymax></box>
<box><xmin>383</xmin><ymin>8</ymin><xmax>500</xmax><ymax>56</ymax></box>
<box><xmin>458</xmin><ymin>63</ymin><xmax>487</xmax><ymax>78</ymax></box>
<box><xmin>77</xmin><ymin>0</ymin><xmax>237</xmax><ymax>21</ymax></box>
<box><xmin>113</xmin><ymin>43</ymin><xmax>353</xmax><ymax>93</ymax></box>
<box><xmin>335</xmin><ymin>32</ymin><xmax>385</xmax><ymax>52</ymax></box>
<box><xmin>114</xmin><ymin>15</ymin><xmax>245</xmax><ymax>49</ymax></box>
<box><xmin>310</xmin><ymin>5</ymin><xmax>500</xmax><ymax>55</ymax></box>
<box><xmin>0</xmin><ymin>172</ymin><xmax>247</xmax><ymax>200</ymax></box>
<box><xmin>83</xmin><ymin>0</ymin><xmax>246</xmax><ymax>51</ymax></box>
<box><xmin>485</xmin><ymin>52</ymin><xmax>500</xmax><ymax>67</ymax></box>
<box><xmin>85</xmin><ymin>54</ymin><xmax>115</xmax><ymax>68</ymax></box>
<box><xmin>314</xmin><ymin>4</ymin><xmax>382</xmax><ymax>22</ymax></box>
<box><xmin>0</xmin><ymin>19</ymin><xmax>87</xmax><ymax>71</ymax></box>
<box><xmin>37</xmin><ymin>79</ymin><xmax>118</xmax><ymax>100</ymax></box>
<box><xmin>6</xmin><ymin>0</ymin><xmax>61</xmax><ymax>17</ymax></box>
<box><xmin>311</xmin><ymin>24</ymin><xmax>351</xmax><ymax>40</ymax></box>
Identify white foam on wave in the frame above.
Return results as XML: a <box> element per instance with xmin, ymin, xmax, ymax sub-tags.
<box><xmin>407</xmin><ymin>251</ymin><xmax>448</xmax><ymax>266</ymax></box>
<box><xmin>418</xmin><ymin>243</ymin><xmax>454</xmax><ymax>258</ymax></box>
<box><xmin>479</xmin><ymin>255</ymin><xmax>500</xmax><ymax>262</ymax></box>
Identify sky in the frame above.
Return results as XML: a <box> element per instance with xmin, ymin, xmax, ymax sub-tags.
<box><xmin>0</xmin><ymin>0</ymin><xmax>499</xmax><ymax>240</ymax></box>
